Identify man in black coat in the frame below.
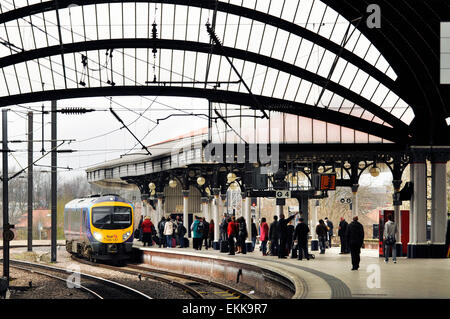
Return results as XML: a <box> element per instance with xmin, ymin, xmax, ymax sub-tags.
<box><xmin>338</xmin><ymin>217</ymin><xmax>349</xmax><ymax>254</ymax></box>
<box><xmin>325</xmin><ymin>217</ymin><xmax>334</xmax><ymax>248</ymax></box>
<box><xmin>269</xmin><ymin>216</ymin><xmax>279</xmax><ymax>256</ymax></box>
<box><xmin>293</xmin><ymin>217</ymin><xmax>310</xmax><ymax>260</ymax></box>
<box><xmin>277</xmin><ymin>212</ymin><xmax>299</xmax><ymax>259</ymax></box>
<box><xmin>346</xmin><ymin>216</ymin><xmax>365</xmax><ymax>270</ymax></box>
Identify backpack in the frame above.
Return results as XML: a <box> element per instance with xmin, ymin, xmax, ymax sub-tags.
<box><xmin>196</xmin><ymin>221</ymin><xmax>204</xmax><ymax>233</ymax></box>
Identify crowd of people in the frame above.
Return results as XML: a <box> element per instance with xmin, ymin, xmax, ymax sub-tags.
<box><xmin>135</xmin><ymin>215</ymin><xmax>188</xmax><ymax>248</ymax></box>
<box><xmin>135</xmin><ymin>212</ymin><xmax>369</xmax><ymax>271</ymax></box>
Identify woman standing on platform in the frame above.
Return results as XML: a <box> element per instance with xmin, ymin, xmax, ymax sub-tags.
<box><xmin>141</xmin><ymin>217</ymin><xmax>154</xmax><ymax>247</ymax></box>
<box><xmin>227</xmin><ymin>216</ymin><xmax>238</xmax><ymax>255</ymax></box>
<box><xmin>192</xmin><ymin>216</ymin><xmax>203</xmax><ymax>250</ymax></box>
<box><xmin>260</xmin><ymin>217</ymin><xmax>269</xmax><ymax>256</ymax></box>
<box><xmin>208</xmin><ymin>219</ymin><xmax>215</xmax><ymax>248</ymax></box>
<box><xmin>237</xmin><ymin>217</ymin><xmax>248</xmax><ymax>254</ymax></box>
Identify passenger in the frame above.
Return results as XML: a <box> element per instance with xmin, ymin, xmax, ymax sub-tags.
<box><xmin>192</xmin><ymin>216</ymin><xmax>203</xmax><ymax>250</ymax></box>
<box><xmin>137</xmin><ymin>215</ymin><xmax>144</xmax><ymax>242</ymax></box>
<box><xmin>141</xmin><ymin>216</ymin><xmax>154</xmax><ymax>247</ymax></box>
<box><xmin>208</xmin><ymin>219</ymin><xmax>215</xmax><ymax>248</ymax></box>
<box><xmin>220</xmin><ymin>214</ymin><xmax>228</xmax><ymax>242</ymax></box>
<box><xmin>237</xmin><ymin>217</ymin><xmax>248</xmax><ymax>254</ymax></box>
<box><xmin>269</xmin><ymin>215</ymin><xmax>279</xmax><ymax>256</ymax></box>
<box><xmin>177</xmin><ymin>217</ymin><xmax>187</xmax><ymax>248</ymax></box>
<box><xmin>383</xmin><ymin>214</ymin><xmax>398</xmax><ymax>263</ymax></box>
<box><xmin>293</xmin><ymin>217</ymin><xmax>310</xmax><ymax>260</ymax></box>
<box><xmin>286</xmin><ymin>219</ymin><xmax>295</xmax><ymax>257</ymax></box>
<box><xmin>173</xmin><ymin>215</ymin><xmax>180</xmax><ymax>246</ymax></box>
<box><xmin>277</xmin><ymin>212</ymin><xmax>298</xmax><ymax>259</ymax></box>
<box><xmin>201</xmin><ymin>217</ymin><xmax>210</xmax><ymax>250</ymax></box>
<box><xmin>338</xmin><ymin>217</ymin><xmax>349</xmax><ymax>254</ymax></box>
<box><xmin>158</xmin><ymin>217</ymin><xmax>166</xmax><ymax>248</ymax></box>
<box><xmin>316</xmin><ymin>219</ymin><xmax>328</xmax><ymax>254</ymax></box>
<box><xmin>346</xmin><ymin>216</ymin><xmax>365</xmax><ymax>271</ymax></box>
<box><xmin>259</xmin><ymin>217</ymin><xmax>269</xmax><ymax>256</ymax></box>
<box><xmin>227</xmin><ymin>216</ymin><xmax>238</xmax><ymax>255</ymax></box>
<box><xmin>325</xmin><ymin>217</ymin><xmax>334</xmax><ymax>248</ymax></box>
<box><xmin>164</xmin><ymin>217</ymin><xmax>174</xmax><ymax>248</ymax></box>
<box><xmin>251</xmin><ymin>218</ymin><xmax>258</xmax><ymax>251</ymax></box>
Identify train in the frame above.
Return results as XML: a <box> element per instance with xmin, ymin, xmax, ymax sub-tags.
<box><xmin>64</xmin><ymin>194</ymin><xmax>134</xmax><ymax>262</ymax></box>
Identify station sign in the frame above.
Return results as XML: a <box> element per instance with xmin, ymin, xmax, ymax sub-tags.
<box><xmin>275</xmin><ymin>190</ymin><xmax>291</xmax><ymax>198</ymax></box>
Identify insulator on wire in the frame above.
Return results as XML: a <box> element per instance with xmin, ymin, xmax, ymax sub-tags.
<box><xmin>58</xmin><ymin>107</ymin><xmax>94</xmax><ymax>115</ymax></box>
<box><xmin>152</xmin><ymin>22</ymin><xmax>158</xmax><ymax>39</ymax></box>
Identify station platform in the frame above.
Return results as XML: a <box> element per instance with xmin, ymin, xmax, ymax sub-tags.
<box><xmin>133</xmin><ymin>239</ymin><xmax>450</xmax><ymax>299</ymax></box>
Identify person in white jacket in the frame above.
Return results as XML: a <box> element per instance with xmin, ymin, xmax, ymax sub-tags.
<box><xmin>164</xmin><ymin>217</ymin><xmax>174</xmax><ymax>248</ymax></box>
<box><xmin>383</xmin><ymin>215</ymin><xmax>398</xmax><ymax>263</ymax></box>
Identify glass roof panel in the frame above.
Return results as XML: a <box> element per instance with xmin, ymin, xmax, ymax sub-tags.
<box><xmin>0</xmin><ymin>0</ymin><xmax>414</xmax><ymax>135</ymax></box>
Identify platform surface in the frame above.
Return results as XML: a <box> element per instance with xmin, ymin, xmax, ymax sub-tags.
<box><xmin>135</xmin><ymin>240</ymin><xmax>450</xmax><ymax>299</ymax></box>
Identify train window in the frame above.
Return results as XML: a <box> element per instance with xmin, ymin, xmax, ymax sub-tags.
<box><xmin>92</xmin><ymin>207</ymin><xmax>112</xmax><ymax>228</ymax></box>
<box><xmin>113</xmin><ymin>206</ymin><xmax>132</xmax><ymax>224</ymax></box>
<box><xmin>92</xmin><ymin>206</ymin><xmax>132</xmax><ymax>229</ymax></box>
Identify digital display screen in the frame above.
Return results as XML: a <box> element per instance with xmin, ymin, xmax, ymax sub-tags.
<box><xmin>320</xmin><ymin>174</ymin><xmax>336</xmax><ymax>190</ymax></box>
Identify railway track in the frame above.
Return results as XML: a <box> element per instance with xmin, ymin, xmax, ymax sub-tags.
<box><xmin>2</xmin><ymin>259</ymin><xmax>153</xmax><ymax>300</ymax></box>
<box><xmin>72</xmin><ymin>255</ymin><xmax>253</xmax><ymax>300</ymax></box>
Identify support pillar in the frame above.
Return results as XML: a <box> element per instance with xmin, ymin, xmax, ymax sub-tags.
<box><xmin>27</xmin><ymin>111</ymin><xmax>33</xmax><ymax>252</ymax></box>
<box><xmin>212</xmin><ymin>189</ymin><xmax>220</xmax><ymax>250</ymax></box>
<box><xmin>408</xmin><ymin>158</ymin><xmax>428</xmax><ymax>258</ymax></box>
<box><xmin>244</xmin><ymin>196</ymin><xmax>253</xmax><ymax>252</ymax></box>
<box><xmin>276</xmin><ymin>198</ymin><xmax>285</xmax><ymax>217</ymax></box>
<box><xmin>351</xmin><ymin>184</ymin><xmax>359</xmax><ymax>217</ymax></box>
<box><xmin>182</xmin><ymin>190</ymin><xmax>189</xmax><ymax>238</ymax></box>
<box><xmin>51</xmin><ymin>100</ymin><xmax>57</xmax><ymax>263</ymax></box>
<box><xmin>156</xmin><ymin>192</ymin><xmax>164</xmax><ymax>223</ymax></box>
<box><xmin>311</xmin><ymin>200</ymin><xmax>319</xmax><ymax>251</ymax></box>
<box><xmin>201</xmin><ymin>197</ymin><xmax>209</xmax><ymax>221</ymax></box>
<box><xmin>392</xmin><ymin>178</ymin><xmax>403</xmax><ymax>256</ymax></box>
<box><xmin>430</xmin><ymin>159</ymin><xmax>448</xmax><ymax>257</ymax></box>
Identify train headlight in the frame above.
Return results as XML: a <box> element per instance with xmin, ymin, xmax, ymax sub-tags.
<box><xmin>93</xmin><ymin>232</ymin><xmax>102</xmax><ymax>241</ymax></box>
<box><xmin>123</xmin><ymin>231</ymin><xmax>131</xmax><ymax>240</ymax></box>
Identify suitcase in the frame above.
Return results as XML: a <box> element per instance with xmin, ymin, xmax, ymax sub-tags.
<box><xmin>183</xmin><ymin>237</ymin><xmax>189</xmax><ymax>248</ymax></box>
<box><xmin>291</xmin><ymin>244</ymin><xmax>298</xmax><ymax>258</ymax></box>
<box><xmin>220</xmin><ymin>240</ymin><xmax>229</xmax><ymax>253</ymax></box>
<box><xmin>172</xmin><ymin>237</ymin><xmax>176</xmax><ymax>248</ymax></box>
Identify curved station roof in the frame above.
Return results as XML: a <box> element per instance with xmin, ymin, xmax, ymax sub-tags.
<box><xmin>0</xmin><ymin>0</ymin><xmax>449</xmax><ymax>163</ymax></box>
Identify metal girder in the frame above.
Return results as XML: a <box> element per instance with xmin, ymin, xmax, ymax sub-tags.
<box><xmin>0</xmin><ymin>85</ymin><xmax>409</xmax><ymax>143</ymax></box>
<box><xmin>0</xmin><ymin>38</ymin><xmax>409</xmax><ymax>131</ymax></box>
<box><xmin>0</xmin><ymin>0</ymin><xmax>398</xmax><ymax>95</ymax></box>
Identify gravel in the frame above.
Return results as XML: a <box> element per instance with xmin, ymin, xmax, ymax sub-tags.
<box><xmin>2</xmin><ymin>246</ymin><xmax>193</xmax><ymax>299</ymax></box>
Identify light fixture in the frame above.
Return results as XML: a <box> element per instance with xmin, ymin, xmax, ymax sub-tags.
<box><xmin>197</xmin><ymin>176</ymin><xmax>206</xmax><ymax>186</ymax></box>
<box><xmin>169</xmin><ymin>179</ymin><xmax>177</xmax><ymax>188</ymax></box>
<box><xmin>369</xmin><ymin>166</ymin><xmax>380</xmax><ymax>177</ymax></box>
<box><xmin>149</xmin><ymin>182</ymin><xmax>156</xmax><ymax>190</ymax></box>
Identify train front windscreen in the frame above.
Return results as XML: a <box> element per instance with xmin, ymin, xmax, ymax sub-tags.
<box><xmin>92</xmin><ymin>206</ymin><xmax>132</xmax><ymax>229</ymax></box>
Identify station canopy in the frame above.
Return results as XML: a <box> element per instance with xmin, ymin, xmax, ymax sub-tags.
<box><xmin>0</xmin><ymin>0</ymin><xmax>449</xmax><ymax>147</ymax></box>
